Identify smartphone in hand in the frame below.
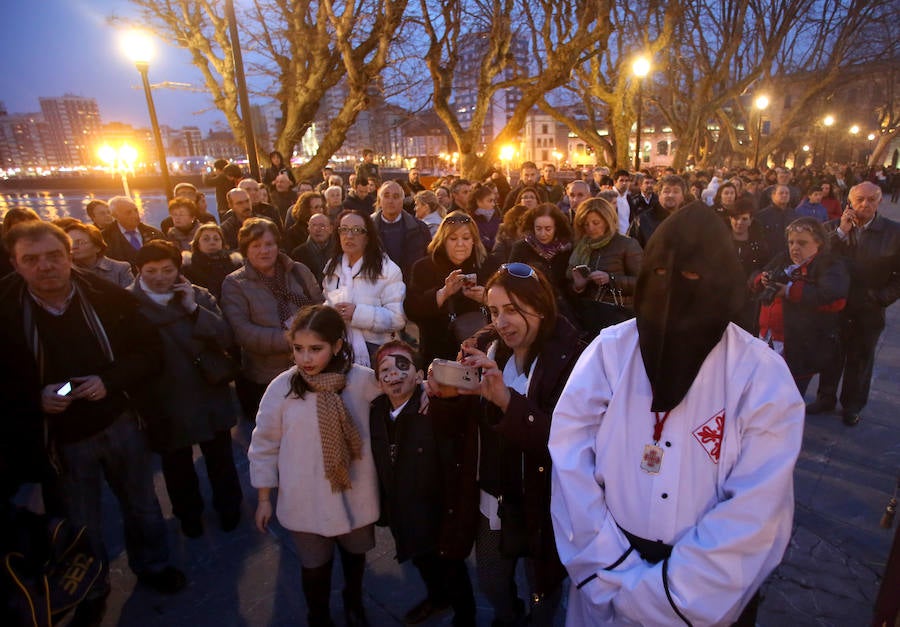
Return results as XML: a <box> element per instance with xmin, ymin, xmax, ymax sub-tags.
<box><xmin>56</xmin><ymin>381</ymin><xmax>73</xmax><ymax>397</ymax></box>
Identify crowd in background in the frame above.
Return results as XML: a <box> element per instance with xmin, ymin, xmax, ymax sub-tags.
<box><xmin>1</xmin><ymin>150</ymin><xmax>899</xmax><ymax>626</ymax></box>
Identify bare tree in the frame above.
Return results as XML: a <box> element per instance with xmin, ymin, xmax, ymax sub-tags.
<box><xmin>415</xmin><ymin>0</ymin><xmax>606</xmax><ymax>180</ymax></box>
<box><xmin>125</xmin><ymin>0</ymin><xmax>406</xmax><ymax>180</ymax></box>
<box><xmin>538</xmin><ymin>0</ymin><xmax>680</xmax><ymax>168</ymax></box>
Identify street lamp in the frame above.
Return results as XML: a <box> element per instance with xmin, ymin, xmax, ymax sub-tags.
<box><xmin>121</xmin><ymin>30</ymin><xmax>173</xmax><ymax>200</ymax></box>
<box><xmin>499</xmin><ymin>145</ymin><xmax>515</xmax><ymax>178</ymax></box>
<box><xmin>753</xmin><ymin>94</ymin><xmax>769</xmax><ymax>169</ymax></box>
<box><xmin>822</xmin><ymin>115</ymin><xmax>835</xmax><ymax>165</ymax></box>
<box><xmin>632</xmin><ymin>56</ymin><xmax>651</xmax><ymax>171</ymax></box>
<box><xmin>99</xmin><ymin>143</ymin><xmax>138</xmax><ymax>196</ymax></box>
<box><xmin>225</xmin><ymin>0</ymin><xmax>260</xmax><ymax>180</ymax></box>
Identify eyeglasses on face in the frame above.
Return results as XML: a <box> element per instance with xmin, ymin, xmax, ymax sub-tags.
<box><xmin>500</xmin><ymin>262</ymin><xmax>538</xmax><ymax>279</ymax></box>
<box><xmin>337</xmin><ymin>226</ymin><xmax>367</xmax><ymax>236</ymax></box>
<box><xmin>444</xmin><ymin>215</ymin><xmax>472</xmax><ymax>225</ymax></box>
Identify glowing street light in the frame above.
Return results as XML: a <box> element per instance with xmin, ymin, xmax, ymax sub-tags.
<box><xmin>821</xmin><ymin>115</ymin><xmax>835</xmax><ymax>164</ymax></box>
<box><xmin>849</xmin><ymin>125</ymin><xmax>860</xmax><ymax>135</ymax></box>
<box><xmin>121</xmin><ymin>30</ymin><xmax>172</xmax><ymax>199</ymax></box>
<box><xmin>632</xmin><ymin>56</ymin><xmax>651</xmax><ymax>171</ymax></box>
<box><xmin>868</xmin><ymin>133</ymin><xmax>876</xmax><ymax>141</ymax></box>
<box><xmin>753</xmin><ymin>94</ymin><xmax>770</xmax><ymax>169</ymax></box>
<box><xmin>98</xmin><ymin>143</ymin><xmax>138</xmax><ymax>196</ymax></box>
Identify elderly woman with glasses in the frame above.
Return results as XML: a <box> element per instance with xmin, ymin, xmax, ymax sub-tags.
<box><xmin>63</xmin><ymin>222</ymin><xmax>134</xmax><ymax>288</ymax></box>
<box><xmin>322</xmin><ymin>210</ymin><xmax>406</xmax><ymax>367</ymax></box>
<box><xmin>753</xmin><ymin>217</ymin><xmax>849</xmax><ymax>394</ymax></box>
<box><xmin>426</xmin><ymin>262</ymin><xmax>586</xmax><ymax>626</ymax></box>
<box><xmin>405</xmin><ymin>211</ymin><xmax>490</xmax><ymax>366</ymax></box>
<box><xmin>221</xmin><ymin>218</ymin><xmax>324</xmax><ymax>419</ymax></box>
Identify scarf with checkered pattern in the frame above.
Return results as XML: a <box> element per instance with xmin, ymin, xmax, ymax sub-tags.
<box><xmin>298</xmin><ymin>370</ymin><xmax>362</xmax><ymax>492</ymax></box>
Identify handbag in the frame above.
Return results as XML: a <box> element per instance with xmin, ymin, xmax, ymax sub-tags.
<box><xmin>4</xmin><ymin>514</ymin><xmax>106</xmax><ymax>627</ymax></box>
<box><xmin>574</xmin><ymin>279</ymin><xmax>633</xmax><ymax>339</ymax></box>
<box><xmin>448</xmin><ymin>295</ymin><xmax>490</xmax><ymax>345</ymax></box>
<box><xmin>165</xmin><ymin>324</ymin><xmax>240</xmax><ymax>386</ymax></box>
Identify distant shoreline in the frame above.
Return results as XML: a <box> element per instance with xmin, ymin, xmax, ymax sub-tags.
<box><xmin>0</xmin><ymin>174</ymin><xmax>207</xmax><ymax>193</ymax></box>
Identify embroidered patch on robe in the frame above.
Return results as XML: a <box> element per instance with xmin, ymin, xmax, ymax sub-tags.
<box><xmin>693</xmin><ymin>411</ymin><xmax>725</xmax><ymax>464</ymax></box>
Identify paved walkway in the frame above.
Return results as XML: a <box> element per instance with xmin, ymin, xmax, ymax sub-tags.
<box><xmin>98</xmin><ymin>202</ymin><xmax>900</xmax><ymax>626</ymax></box>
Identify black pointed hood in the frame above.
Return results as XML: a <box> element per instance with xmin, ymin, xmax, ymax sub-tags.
<box><xmin>634</xmin><ymin>201</ymin><xmax>745</xmax><ymax>412</ymax></box>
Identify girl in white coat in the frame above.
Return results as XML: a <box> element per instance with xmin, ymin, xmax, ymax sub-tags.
<box><xmin>249</xmin><ymin>304</ymin><xmax>381</xmax><ymax>627</ymax></box>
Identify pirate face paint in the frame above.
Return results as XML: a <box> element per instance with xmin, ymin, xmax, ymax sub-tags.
<box><xmin>376</xmin><ymin>353</ymin><xmax>422</xmax><ymax>408</ymax></box>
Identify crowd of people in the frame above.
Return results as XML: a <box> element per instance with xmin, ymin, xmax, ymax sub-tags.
<box><xmin>1</xmin><ymin>152</ymin><xmax>899</xmax><ymax>626</ymax></box>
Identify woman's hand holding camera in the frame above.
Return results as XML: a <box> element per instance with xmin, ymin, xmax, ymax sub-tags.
<box><xmin>589</xmin><ymin>270</ymin><xmax>611</xmax><ymax>286</ymax></box>
<box><xmin>460</xmin><ymin>347</ymin><xmax>511</xmax><ymax>412</ymax></box>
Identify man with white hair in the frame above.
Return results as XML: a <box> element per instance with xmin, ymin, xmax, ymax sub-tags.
<box><xmin>101</xmin><ymin>196</ymin><xmax>165</xmax><ymax>266</ymax></box>
<box><xmin>807</xmin><ymin>181</ymin><xmax>900</xmax><ymax>426</ymax></box>
<box><xmin>323</xmin><ymin>185</ymin><xmax>345</xmax><ymax>223</ymax></box>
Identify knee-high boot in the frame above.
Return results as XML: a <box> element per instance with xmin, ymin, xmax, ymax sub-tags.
<box><xmin>301</xmin><ymin>560</ymin><xmax>334</xmax><ymax>627</ymax></box>
<box><xmin>338</xmin><ymin>546</ymin><xmax>368</xmax><ymax>627</ymax></box>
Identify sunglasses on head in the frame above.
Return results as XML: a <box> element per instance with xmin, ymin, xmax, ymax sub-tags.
<box><xmin>500</xmin><ymin>262</ymin><xmax>538</xmax><ymax>279</ymax></box>
<box><xmin>444</xmin><ymin>215</ymin><xmax>472</xmax><ymax>225</ymax></box>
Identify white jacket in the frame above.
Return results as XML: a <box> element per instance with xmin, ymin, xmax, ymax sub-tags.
<box><xmin>248</xmin><ymin>364</ymin><xmax>382</xmax><ymax>535</ymax></box>
<box><xmin>322</xmin><ymin>254</ymin><xmax>406</xmax><ymax>350</ymax></box>
<box><xmin>549</xmin><ymin>321</ymin><xmax>803</xmax><ymax>626</ymax></box>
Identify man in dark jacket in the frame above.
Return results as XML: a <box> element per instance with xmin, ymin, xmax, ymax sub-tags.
<box><xmin>807</xmin><ymin>181</ymin><xmax>900</xmax><ymax>426</ymax></box>
<box><xmin>755</xmin><ymin>185</ymin><xmax>797</xmax><ymax>264</ymax></box>
<box><xmin>630</xmin><ymin>175</ymin><xmax>687</xmax><ymax>248</ymax></box>
<box><xmin>290</xmin><ymin>212</ymin><xmax>334</xmax><ymax>286</ymax></box>
<box><xmin>204</xmin><ymin>161</ymin><xmax>242</xmax><ymax>221</ymax></box>
<box><xmin>370</xmin><ymin>342</ymin><xmax>476</xmax><ymax>626</ymax></box>
<box><xmin>372</xmin><ymin>180</ymin><xmax>431</xmax><ymax>282</ymax></box>
<box><xmin>0</xmin><ymin>221</ymin><xmax>186</xmax><ymax>605</ymax></box>
<box><xmin>101</xmin><ymin>196</ymin><xmax>165</xmax><ymax>267</ymax></box>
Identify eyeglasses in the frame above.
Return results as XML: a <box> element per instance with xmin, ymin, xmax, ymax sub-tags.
<box><xmin>337</xmin><ymin>226</ymin><xmax>368</xmax><ymax>236</ymax></box>
<box><xmin>444</xmin><ymin>215</ymin><xmax>472</xmax><ymax>225</ymax></box>
<box><xmin>500</xmin><ymin>262</ymin><xmax>538</xmax><ymax>279</ymax></box>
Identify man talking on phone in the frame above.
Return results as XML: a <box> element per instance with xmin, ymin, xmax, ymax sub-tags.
<box><xmin>0</xmin><ymin>221</ymin><xmax>186</xmax><ymax>620</ymax></box>
<box><xmin>807</xmin><ymin>181</ymin><xmax>900</xmax><ymax>425</ymax></box>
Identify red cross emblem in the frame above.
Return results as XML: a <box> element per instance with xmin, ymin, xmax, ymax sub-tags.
<box><xmin>693</xmin><ymin>411</ymin><xmax>725</xmax><ymax>464</ymax></box>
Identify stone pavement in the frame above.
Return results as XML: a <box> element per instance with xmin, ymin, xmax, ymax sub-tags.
<box><xmin>98</xmin><ymin>202</ymin><xmax>900</xmax><ymax>627</ymax></box>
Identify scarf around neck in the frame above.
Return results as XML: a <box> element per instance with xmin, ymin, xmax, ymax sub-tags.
<box><xmin>259</xmin><ymin>261</ymin><xmax>311</xmax><ymax>324</ymax></box>
<box><xmin>298</xmin><ymin>370</ymin><xmax>363</xmax><ymax>492</ymax></box>
<box><xmin>525</xmin><ymin>233</ymin><xmax>571</xmax><ymax>261</ymax></box>
<box><xmin>569</xmin><ymin>232</ymin><xmax>615</xmax><ymax>268</ymax></box>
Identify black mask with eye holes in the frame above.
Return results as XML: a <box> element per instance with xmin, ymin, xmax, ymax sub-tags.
<box><xmin>634</xmin><ymin>201</ymin><xmax>746</xmax><ymax>412</ymax></box>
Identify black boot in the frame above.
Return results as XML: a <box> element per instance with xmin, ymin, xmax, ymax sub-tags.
<box><xmin>338</xmin><ymin>546</ymin><xmax>369</xmax><ymax>626</ymax></box>
<box><xmin>301</xmin><ymin>560</ymin><xmax>334</xmax><ymax>627</ymax></box>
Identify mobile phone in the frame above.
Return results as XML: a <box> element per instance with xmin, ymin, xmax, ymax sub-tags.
<box><xmin>430</xmin><ymin>359</ymin><xmax>482</xmax><ymax>391</ymax></box>
<box><xmin>574</xmin><ymin>265</ymin><xmax>591</xmax><ymax>278</ymax></box>
<box><xmin>461</xmin><ymin>273</ymin><xmax>477</xmax><ymax>287</ymax></box>
<box><xmin>56</xmin><ymin>382</ymin><xmax>73</xmax><ymax>397</ymax></box>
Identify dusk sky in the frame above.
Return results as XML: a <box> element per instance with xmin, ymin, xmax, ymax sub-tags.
<box><xmin>0</xmin><ymin>0</ymin><xmax>227</xmax><ymax>131</ymax></box>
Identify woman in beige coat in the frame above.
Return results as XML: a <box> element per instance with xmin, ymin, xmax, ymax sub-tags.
<box><xmin>221</xmin><ymin>218</ymin><xmax>323</xmax><ymax>419</ymax></box>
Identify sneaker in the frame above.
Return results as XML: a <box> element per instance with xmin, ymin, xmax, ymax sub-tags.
<box><xmin>404</xmin><ymin>598</ymin><xmax>450</xmax><ymax>625</ymax></box>
<box><xmin>805</xmin><ymin>399</ymin><xmax>836</xmax><ymax>414</ymax></box>
<box><xmin>137</xmin><ymin>566</ymin><xmax>187</xmax><ymax>594</ymax></box>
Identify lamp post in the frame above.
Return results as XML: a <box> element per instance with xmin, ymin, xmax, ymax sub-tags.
<box><xmin>632</xmin><ymin>56</ymin><xmax>650</xmax><ymax>171</ymax></box>
<box><xmin>121</xmin><ymin>30</ymin><xmax>173</xmax><ymax>200</ymax></box>
<box><xmin>822</xmin><ymin>115</ymin><xmax>835</xmax><ymax>165</ymax></box>
<box><xmin>499</xmin><ymin>145</ymin><xmax>514</xmax><ymax>179</ymax></box>
<box><xmin>849</xmin><ymin>125</ymin><xmax>860</xmax><ymax>162</ymax></box>
<box><xmin>752</xmin><ymin>94</ymin><xmax>769</xmax><ymax>169</ymax></box>
<box><xmin>99</xmin><ymin>144</ymin><xmax>137</xmax><ymax>196</ymax></box>
<box><xmin>225</xmin><ymin>0</ymin><xmax>260</xmax><ymax>180</ymax></box>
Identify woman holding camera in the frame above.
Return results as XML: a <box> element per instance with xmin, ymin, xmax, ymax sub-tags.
<box><xmin>754</xmin><ymin>217</ymin><xmax>849</xmax><ymax>393</ymax></box>
<box><xmin>426</xmin><ymin>263</ymin><xmax>586</xmax><ymax>626</ymax></box>
<box><xmin>568</xmin><ymin>198</ymin><xmax>643</xmax><ymax>337</ymax></box>
<box><xmin>405</xmin><ymin>211</ymin><xmax>489</xmax><ymax>367</ymax></box>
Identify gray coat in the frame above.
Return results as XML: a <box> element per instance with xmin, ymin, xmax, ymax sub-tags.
<box><xmin>128</xmin><ymin>281</ymin><xmax>237</xmax><ymax>452</ymax></box>
<box><xmin>220</xmin><ymin>253</ymin><xmax>323</xmax><ymax>384</ymax></box>
<box><xmin>88</xmin><ymin>256</ymin><xmax>134</xmax><ymax>288</ymax></box>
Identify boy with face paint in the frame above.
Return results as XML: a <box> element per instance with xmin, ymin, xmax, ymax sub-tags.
<box><xmin>368</xmin><ymin>341</ymin><xmax>476</xmax><ymax>626</ymax></box>
<box><xmin>549</xmin><ymin>204</ymin><xmax>805</xmax><ymax>626</ymax></box>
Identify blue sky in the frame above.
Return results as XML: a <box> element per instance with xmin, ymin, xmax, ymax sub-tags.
<box><xmin>0</xmin><ymin>0</ymin><xmax>226</xmax><ymax>130</ymax></box>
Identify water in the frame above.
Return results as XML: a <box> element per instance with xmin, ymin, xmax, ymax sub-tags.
<box><xmin>0</xmin><ymin>189</ymin><xmax>216</xmax><ymax>231</ymax></box>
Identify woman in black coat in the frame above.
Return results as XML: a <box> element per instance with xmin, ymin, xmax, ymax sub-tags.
<box><xmin>404</xmin><ymin>212</ymin><xmax>490</xmax><ymax>366</ymax></box>
<box><xmin>181</xmin><ymin>224</ymin><xmax>243</xmax><ymax>301</ymax></box>
<box><xmin>754</xmin><ymin>217</ymin><xmax>849</xmax><ymax>394</ymax></box>
<box><xmin>426</xmin><ymin>263</ymin><xmax>586</xmax><ymax>626</ymax></box>
<box><xmin>509</xmin><ymin>204</ymin><xmax>572</xmax><ymax>294</ymax></box>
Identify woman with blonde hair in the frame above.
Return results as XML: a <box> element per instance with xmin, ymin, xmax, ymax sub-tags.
<box><xmin>568</xmin><ymin>198</ymin><xmax>643</xmax><ymax>338</ymax></box>
<box><xmin>414</xmin><ymin>190</ymin><xmax>445</xmax><ymax>236</ymax></box>
<box><xmin>405</xmin><ymin>211</ymin><xmax>489</xmax><ymax>366</ymax></box>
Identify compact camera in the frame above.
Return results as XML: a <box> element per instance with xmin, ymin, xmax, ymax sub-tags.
<box><xmin>429</xmin><ymin>359</ymin><xmax>482</xmax><ymax>391</ymax></box>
